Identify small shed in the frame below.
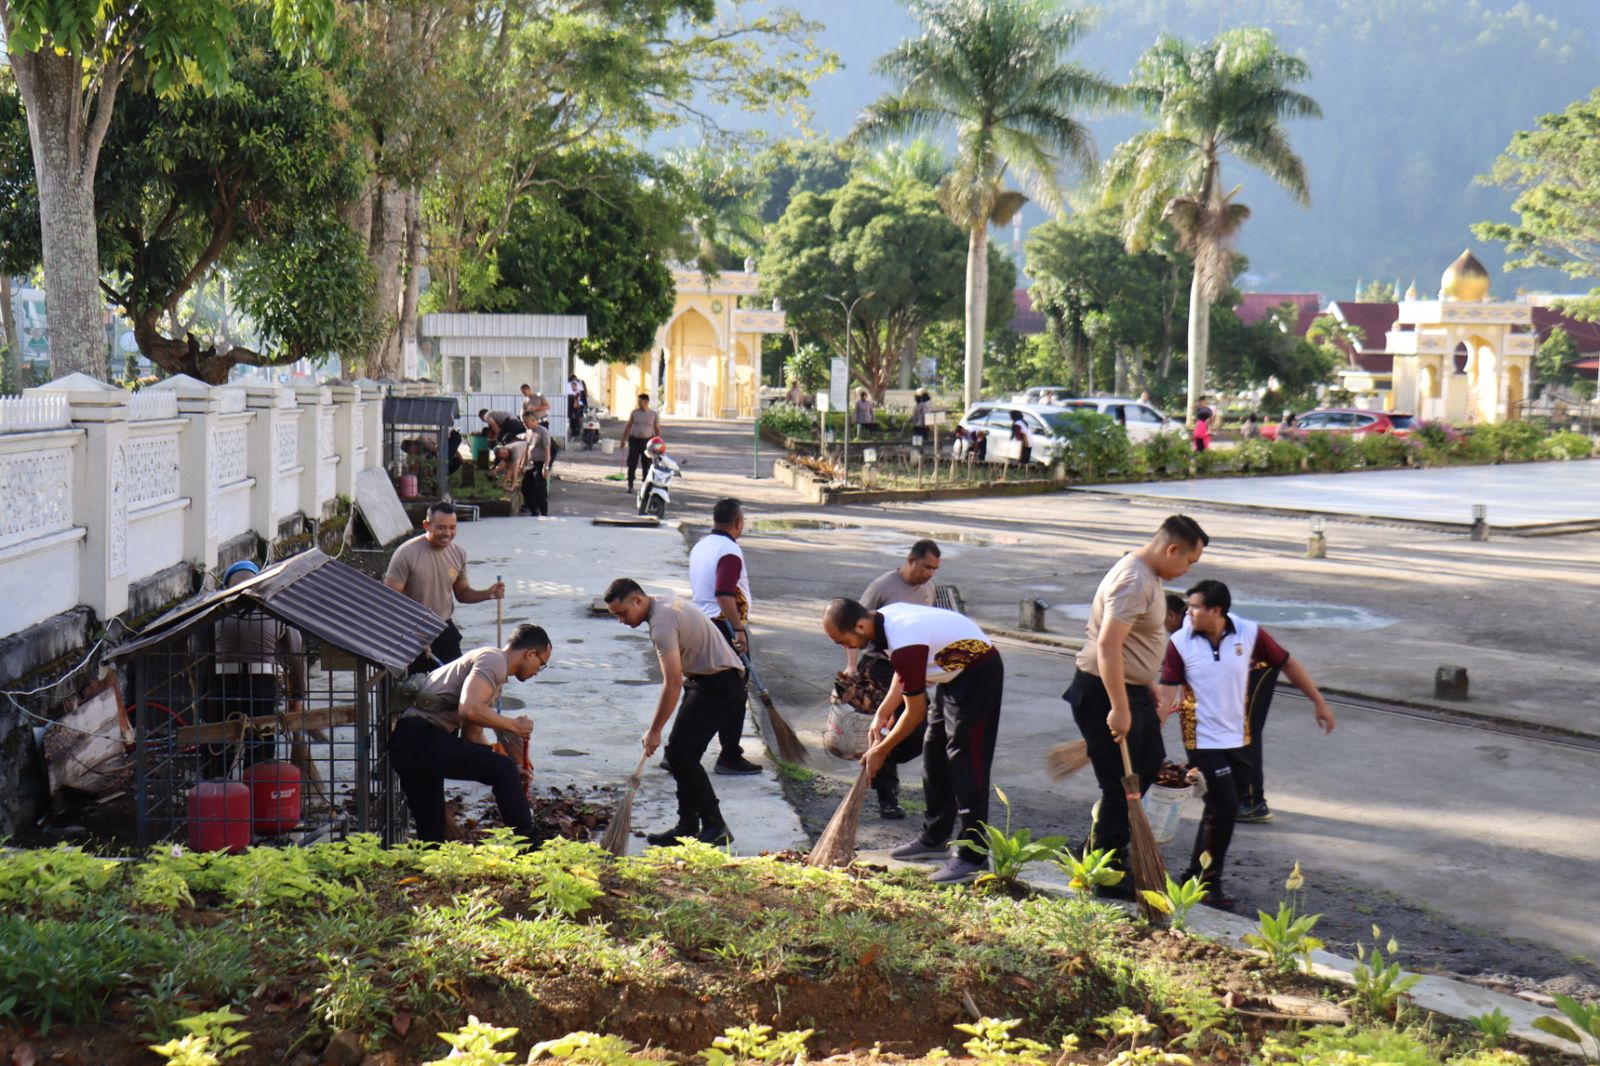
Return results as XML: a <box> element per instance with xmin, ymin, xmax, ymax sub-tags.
<box><xmin>383</xmin><ymin>394</ymin><xmax>460</xmax><ymax>500</ymax></box>
<box><xmin>108</xmin><ymin>549</ymin><xmax>446</xmax><ymax>848</ymax></box>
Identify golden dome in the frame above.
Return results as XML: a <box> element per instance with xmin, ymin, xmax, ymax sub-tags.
<box><xmin>1441</xmin><ymin>249</ymin><xmax>1490</xmax><ymax>301</ymax></box>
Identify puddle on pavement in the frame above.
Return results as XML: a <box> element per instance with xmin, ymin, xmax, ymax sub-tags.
<box><xmin>550</xmin><ymin>749</ymin><xmax>588</xmax><ymax>757</ymax></box>
<box><xmin>1050</xmin><ymin>598</ymin><xmax>1395</xmax><ymax>630</ymax></box>
<box><xmin>746</xmin><ymin>519</ymin><xmax>861</xmax><ymax>534</ymax></box>
<box><xmin>613</xmin><ymin>678</ymin><xmax>654</xmax><ymax>686</ymax></box>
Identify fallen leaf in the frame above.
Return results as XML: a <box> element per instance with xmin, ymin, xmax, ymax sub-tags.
<box><xmin>12</xmin><ymin>1044</ymin><xmax>38</xmax><ymax>1066</ymax></box>
<box><xmin>393</xmin><ymin>1010</ymin><xmax>411</xmax><ymax>1037</ymax></box>
<box><xmin>397</xmin><ymin>876</ymin><xmax>421</xmax><ymax>886</ymax></box>
<box><xmin>1007</xmin><ymin>976</ymin><xmax>1035</xmax><ymax>992</ymax></box>
<box><xmin>857</xmin><ymin>945</ymin><xmax>880</xmax><ymax>967</ymax></box>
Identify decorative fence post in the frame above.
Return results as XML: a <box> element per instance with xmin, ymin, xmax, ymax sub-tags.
<box><xmin>295</xmin><ymin>383</ymin><xmax>336</xmax><ymax>520</ymax></box>
<box><xmin>147</xmin><ymin>375</ymin><xmax>223</xmax><ymax>571</ymax></box>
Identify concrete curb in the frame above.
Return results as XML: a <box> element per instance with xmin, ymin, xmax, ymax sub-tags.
<box><xmin>856</xmin><ymin>849</ymin><xmax>1593</xmax><ymax>1059</ymax></box>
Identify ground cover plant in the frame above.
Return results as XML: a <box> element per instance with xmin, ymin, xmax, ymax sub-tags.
<box><xmin>0</xmin><ymin>835</ymin><xmax>1579</xmax><ymax>1064</ymax></box>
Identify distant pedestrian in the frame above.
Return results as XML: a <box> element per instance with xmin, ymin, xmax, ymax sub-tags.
<box><xmin>1192</xmin><ymin>412</ymin><xmax>1211</xmax><ymax>453</ymax></box>
<box><xmin>912</xmin><ymin>391</ymin><xmax>932</xmax><ymax>430</ymax></box>
<box><xmin>688</xmin><ymin>498</ymin><xmax>763</xmax><ymax>776</ymax></box>
<box><xmin>1010</xmin><ymin>410</ymin><xmax>1031</xmax><ymax>464</ymax></box>
<box><xmin>1157</xmin><ymin>579</ymin><xmax>1335</xmax><ymax>906</ymax></box>
<box><xmin>1243</xmin><ymin>413</ymin><xmax>1261</xmax><ymax>440</ymax></box>
<box><xmin>384</xmin><ymin>502</ymin><xmax>506</xmax><ymax>674</ymax></box>
<box><xmin>519</xmin><ymin>412</ymin><xmax>553</xmax><ymax>517</ymax></box>
<box><xmin>1063</xmin><ymin>515</ymin><xmax>1209</xmax><ymax>895</ymax></box>
<box><xmin>823</xmin><ymin>598</ymin><xmax>1003</xmax><ymax>885</ymax></box>
<box><xmin>565</xmin><ymin>376</ymin><xmax>582</xmax><ymax>428</ymax></box>
<box><xmin>787</xmin><ymin>379</ymin><xmax>806</xmax><ymax>407</ymax></box>
<box><xmin>605</xmin><ymin>578</ymin><xmax>745</xmax><ymax>847</ymax></box>
<box><xmin>620</xmin><ymin>393</ymin><xmax>662</xmax><ymax>492</ymax></box>
<box><xmin>854</xmin><ymin>390</ymin><xmax>877</xmax><ymax>433</ymax></box>
<box><xmin>845</xmin><ymin>539</ymin><xmax>942</xmax><ymax>819</ymax></box>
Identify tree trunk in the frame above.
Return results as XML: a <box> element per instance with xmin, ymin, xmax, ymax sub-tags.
<box><xmin>1114</xmin><ymin>348</ymin><xmax>1128</xmax><ymax>396</ymax></box>
<box><xmin>398</xmin><ymin>184</ymin><xmax>424</xmax><ymax>379</ymax></box>
<box><xmin>12</xmin><ymin>49</ymin><xmax>111</xmax><ymax>380</ymax></box>
<box><xmin>963</xmin><ymin>224</ymin><xmax>989</xmax><ymax>406</ymax></box>
<box><xmin>1185</xmin><ymin>266</ymin><xmax>1209</xmax><ymax>425</ymax></box>
<box><xmin>367</xmin><ymin>176</ymin><xmax>407</xmax><ymax>378</ymax></box>
<box><xmin>1</xmin><ymin>274</ymin><xmax>19</xmax><ymax>392</ymax></box>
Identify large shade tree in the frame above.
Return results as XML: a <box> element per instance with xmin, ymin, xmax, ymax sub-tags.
<box><xmin>850</xmin><ymin>0</ymin><xmax>1116</xmax><ymax>406</ymax></box>
<box><xmin>760</xmin><ymin>178</ymin><xmax>1014</xmax><ymax>400</ymax></box>
<box><xmin>0</xmin><ymin>0</ymin><xmax>334</xmax><ymax>379</ymax></box>
<box><xmin>1103</xmin><ymin>28</ymin><xmax>1319</xmax><ymax>423</ymax></box>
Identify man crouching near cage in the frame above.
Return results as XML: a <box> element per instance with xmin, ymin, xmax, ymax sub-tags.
<box><xmin>390</xmin><ymin>623</ymin><xmax>553</xmax><ymax>842</ymax></box>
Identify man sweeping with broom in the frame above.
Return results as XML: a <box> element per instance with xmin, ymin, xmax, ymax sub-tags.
<box><xmin>1063</xmin><ymin>515</ymin><xmax>1209</xmax><ymax>900</ymax></box>
<box><xmin>822</xmin><ymin>599</ymin><xmax>1003</xmax><ymax>885</ymax></box>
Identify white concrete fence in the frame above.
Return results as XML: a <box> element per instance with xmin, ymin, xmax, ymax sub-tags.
<box><xmin>0</xmin><ymin>373</ymin><xmax>386</xmax><ymax>641</ymax></box>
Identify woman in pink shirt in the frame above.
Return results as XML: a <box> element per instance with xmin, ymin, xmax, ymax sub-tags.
<box><xmin>1192</xmin><ymin>413</ymin><xmax>1211</xmax><ymax>453</ymax></box>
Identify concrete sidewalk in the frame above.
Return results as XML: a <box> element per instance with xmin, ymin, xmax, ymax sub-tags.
<box><xmin>438</xmin><ymin>514</ymin><xmax>805</xmax><ymax>856</ymax></box>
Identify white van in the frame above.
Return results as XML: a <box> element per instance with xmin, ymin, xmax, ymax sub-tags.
<box><xmin>1055</xmin><ymin>397</ymin><xmax>1172</xmax><ymax>442</ymax></box>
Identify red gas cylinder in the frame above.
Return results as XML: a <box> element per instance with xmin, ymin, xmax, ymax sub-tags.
<box><xmin>187</xmin><ymin>781</ymin><xmax>252</xmax><ymax>853</ymax></box>
<box><xmin>398</xmin><ymin>473</ymin><xmax>419</xmax><ymax>499</ymax></box>
<box><xmin>243</xmin><ymin>761</ymin><xmax>303</xmax><ymax>834</ymax></box>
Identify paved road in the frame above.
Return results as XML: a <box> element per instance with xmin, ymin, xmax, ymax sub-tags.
<box><xmin>546</xmin><ymin>417</ymin><xmax>1600</xmax><ymax>988</ymax></box>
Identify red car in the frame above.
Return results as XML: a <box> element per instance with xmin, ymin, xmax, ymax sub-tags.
<box><xmin>1261</xmin><ymin>408</ymin><xmax>1414</xmax><ymax>440</ymax></box>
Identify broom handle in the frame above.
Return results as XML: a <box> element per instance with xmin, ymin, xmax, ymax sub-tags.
<box><xmin>1118</xmin><ymin>738</ymin><xmax>1135</xmax><ymax>779</ymax></box>
<box><xmin>496</xmin><ymin>574</ymin><xmax>504</xmax><ymax>645</ymax></box>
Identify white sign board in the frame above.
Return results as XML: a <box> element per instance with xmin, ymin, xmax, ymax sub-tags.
<box><xmin>828</xmin><ymin>357</ymin><xmax>848</xmax><ymax>412</ymax></box>
<box><xmin>925</xmin><ymin>409</ymin><xmax>948</xmax><ymax>426</ymax></box>
<box><xmin>353</xmin><ymin>467</ymin><xmax>416</xmax><ymax>547</ymax></box>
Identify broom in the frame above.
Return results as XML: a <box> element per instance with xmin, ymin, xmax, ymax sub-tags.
<box><xmin>742</xmin><ymin>655</ymin><xmax>808</xmax><ymax>764</ymax></box>
<box><xmin>600</xmin><ymin>752</ymin><xmax>651</xmax><ymax>856</ymax></box>
<box><xmin>1118</xmin><ymin>738</ymin><xmax>1168</xmax><ymax>923</ymax></box>
<box><xmin>805</xmin><ymin>762</ymin><xmax>872</xmax><ymax>868</ymax></box>
<box><xmin>491</xmin><ymin>575</ymin><xmax>533</xmax><ymax>799</ymax></box>
<box><xmin>1046</xmin><ymin>739</ymin><xmax>1091</xmax><ymax>779</ymax></box>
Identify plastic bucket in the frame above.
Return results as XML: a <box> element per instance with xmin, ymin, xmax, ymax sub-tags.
<box><xmin>1142</xmin><ymin>783</ymin><xmax>1194</xmax><ymax>845</ymax></box>
<box><xmin>468</xmin><ymin>433</ymin><xmax>490</xmax><ymax>462</ymax></box>
<box><xmin>822</xmin><ymin>698</ymin><xmax>875</xmax><ymax>760</ymax></box>
<box><xmin>398</xmin><ymin>473</ymin><xmax>418</xmax><ymax>499</ymax></box>
<box><xmin>600</xmin><ymin>438</ymin><xmax>617</xmax><ymax>456</ymax></box>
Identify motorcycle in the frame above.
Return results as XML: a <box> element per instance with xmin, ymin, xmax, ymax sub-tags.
<box><xmin>580</xmin><ymin>414</ymin><xmax>602</xmax><ymax>449</ymax></box>
<box><xmin>636</xmin><ymin>440</ymin><xmax>680</xmax><ymax>519</ymax></box>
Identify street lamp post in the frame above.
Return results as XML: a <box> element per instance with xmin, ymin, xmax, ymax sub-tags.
<box><xmin>823</xmin><ymin>290</ymin><xmax>874</xmax><ymax>487</ymax></box>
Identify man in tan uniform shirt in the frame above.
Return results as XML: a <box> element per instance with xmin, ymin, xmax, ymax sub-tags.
<box><xmin>605</xmin><ymin>577</ymin><xmax>745</xmax><ymax>847</ymax></box>
<box><xmin>384</xmin><ymin>501</ymin><xmax>505</xmax><ymax>673</ymax></box>
<box><xmin>1063</xmin><ymin>514</ymin><xmax>1208</xmax><ymax>892</ymax></box>
<box><xmin>619</xmin><ymin>393</ymin><xmax>662</xmax><ymax>492</ymax></box>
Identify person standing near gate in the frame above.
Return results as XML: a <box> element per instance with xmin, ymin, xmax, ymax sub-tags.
<box><xmin>1063</xmin><ymin>514</ymin><xmax>1208</xmax><ymax>895</ymax></box>
<box><xmin>385</xmin><ymin>502</ymin><xmax>505</xmax><ymax>674</ymax></box>
<box><xmin>621</xmin><ymin>393</ymin><xmax>661</xmax><ymax>493</ymax></box>
<box><xmin>823</xmin><ymin>598</ymin><xmax>1004</xmax><ymax>885</ymax></box>
<box><xmin>1157</xmin><ymin>579</ymin><xmax>1335</xmax><ymax>907</ymax></box>
<box><xmin>518</xmin><ymin>411</ymin><xmax>553</xmax><ymax>517</ymax></box>
<box><xmin>604</xmin><ymin>578</ymin><xmax>745</xmax><ymax>846</ymax></box>
<box><xmin>843</xmin><ymin>539</ymin><xmax>942</xmax><ymax>819</ymax></box>
<box><xmin>390</xmin><ymin>624</ymin><xmax>550</xmax><ymax>842</ymax></box>
<box><xmin>688</xmin><ymin>498</ymin><xmax>762</xmax><ymax>776</ymax></box>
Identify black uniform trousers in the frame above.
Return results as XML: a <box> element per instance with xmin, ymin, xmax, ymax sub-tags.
<box><xmin>408</xmin><ymin>619</ymin><xmax>462</xmax><ymax>677</ymax></box>
<box><xmin>1065</xmin><ymin>668</ymin><xmax>1165</xmax><ymax>869</ymax></box>
<box><xmin>389</xmin><ymin>716</ymin><xmax>535</xmax><ymax>842</ymax></box>
<box><xmin>1239</xmin><ymin>665</ymin><xmax>1281</xmax><ymax>808</ymax></box>
<box><xmin>1184</xmin><ymin>746</ymin><xmax>1249</xmax><ymax>886</ymax></box>
<box><xmin>626</xmin><ymin>436</ymin><xmax>653</xmax><ymax>489</ymax></box>
<box><xmin>862</xmin><ymin>653</ymin><xmax>926</xmax><ymax>795</ymax></box>
<box><xmin>519</xmin><ymin>466</ymin><xmax>549</xmax><ymax>516</ymax></box>
<box><xmin>710</xmin><ymin>618</ymin><xmax>748</xmax><ymax>758</ymax></box>
<box><xmin>664</xmin><ymin>668</ymin><xmax>746</xmax><ymax>830</ymax></box>
<box><xmin>921</xmin><ymin>653</ymin><xmax>1004</xmax><ymax>865</ymax></box>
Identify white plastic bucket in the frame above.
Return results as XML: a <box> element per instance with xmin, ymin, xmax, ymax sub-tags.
<box><xmin>822</xmin><ymin>698</ymin><xmax>875</xmax><ymax>760</ymax></box>
<box><xmin>601</xmin><ymin>438</ymin><xmax>617</xmax><ymax>456</ymax></box>
<box><xmin>1142</xmin><ymin>783</ymin><xmax>1194</xmax><ymax>845</ymax></box>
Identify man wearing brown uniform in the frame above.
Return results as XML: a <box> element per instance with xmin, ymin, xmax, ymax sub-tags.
<box><xmin>384</xmin><ymin>502</ymin><xmax>505</xmax><ymax>674</ymax></box>
<box><xmin>844</xmin><ymin>539</ymin><xmax>942</xmax><ymax>819</ymax></box>
<box><xmin>604</xmin><ymin>578</ymin><xmax>745</xmax><ymax>847</ymax></box>
<box><xmin>389</xmin><ymin>624</ymin><xmax>551</xmax><ymax>842</ymax></box>
<box><xmin>1063</xmin><ymin>514</ymin><xmax>1209</xmax><ymax>894</ymax></box>
<box><xmin>518</xmin><ymin>411</ymin><xmax>554</xmax><ymax>517</ymax></box>
<box><xmin>619</xmin><ymin>393</ymin><xmax>662</xmax><ymax>493</ymax></box>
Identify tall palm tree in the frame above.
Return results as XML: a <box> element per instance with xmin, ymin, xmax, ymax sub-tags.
<box><xmin>1104</xmin><ymin>29</ymin><xmax>1320</xmax><ymax>423</ymax></box>
<box><xmin>851</xmin><ymin>0</ymin><xmax>1117</xmax><ymax>405</ymax></box>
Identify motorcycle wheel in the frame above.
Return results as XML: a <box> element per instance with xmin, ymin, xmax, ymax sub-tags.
<box><xmin>645</xmin><ymin>495</ymin><xmax>666</xmax><ymax>520</ymax></box>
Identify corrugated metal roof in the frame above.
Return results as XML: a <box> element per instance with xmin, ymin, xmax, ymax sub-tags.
<box><xmin>109</xmin><ymin>550</ymin><xmax>445</xmax><ymax>675</ymax></box>
<box><xmin>383</xmin><ymin>396</ymin><xmax>458</xmax><ymax>428</ymax></box>
<box><xmin>420</xmin><ymin>313</ymin><xmax>588</xmax><ymax>340</ymax></box>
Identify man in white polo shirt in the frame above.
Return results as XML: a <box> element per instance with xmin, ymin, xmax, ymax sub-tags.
<box><xmin>1158</xmin><ymin>579</ymin><xmax>1335</xmax><ymax>909</ymax></box>
<box><xmin>823</xmin><ymin>598</ymin><xmax>1003</xmax><ymax>885</ymax></box>
<box><xmin>688</xmin><ymin>497</ymin><xmax>762</xmax><ymax>775</ymax></box>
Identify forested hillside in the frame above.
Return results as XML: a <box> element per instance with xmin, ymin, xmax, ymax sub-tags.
<box><xmin>787</xmin><ymin>0</ymin><xmax>1598</xmax><ymax>297</ymax></box>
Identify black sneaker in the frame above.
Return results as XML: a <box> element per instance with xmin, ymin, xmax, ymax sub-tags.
<box><xmin>877</xmin><ymin>791</ymin><xmax>906</xmax><ymax>820</ymax></box>
<box><xmin>697</xmin><ymin>823</ymin><xmax>734</xmax><ymax>846</ymax></box>
<box><xmin>644</xmin><ymin>823</ymin><xmax>699</xmax><ymax>847</ymax></box>
<box><xmin>714</xmin><ymin>755</ymin><xmax>762</xmax><ymax>776</ymax></box>
<box><xmin>1236</xmin><ymin>802</ymin><xmax>1274</xmax><ymax>823</ymax></box>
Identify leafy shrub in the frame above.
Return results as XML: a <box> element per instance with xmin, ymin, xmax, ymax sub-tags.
<box><xmin>1301</xmin><ymin>432</ymin><xmax>1357</xmax><ymax>472</ymax></box>
<box><xmin>0</xmin><ymin>844</ymin><xmax>122</xmax><ymax>913</ymax></box>
<box><xmin>1050</xmin><ymin>410</ymin><xmax>1133</xmax><ymax>480</ymax></box>
<box><xmin>1412</xmin><ymin>420</ymin><xmax>1463</xmax><ymax>449</ymax></box>
<box><xmin>757</xmin><ymin>403</ymin><xmax>818</xmax><ymax>440</ymax></box>
<box><xmin>1468</xmin><ymin>420</ymin><xmax>1545</xmax><ymax>462</ymax></box>
<box><xmin>1540</xmin><ymin>430</ymin><xmax>1596</xmax><ymax>460</ymax></box>
<box><xmin>0</xmin><ymin>913</ymin><xmax>158</xmax><ymax>1032</ymax></box>
<box><xmin>1244</xmin><ymin>901</ymin><xmax>1323</xmax><ymax>974</ymax></box>
<box><xmin>970</xmin><ymin>787</ymin><xmax>1066</xmax><ymax>887</ymax></box>
<box><xmin>1356</xmin><ymin>432</ymin><xmax>1413</xmax><ymax>469</ymax></box>
<box><xmin>1350</xmin><ymin>926</ymin><xmax>1422</xmax><ymax>1018</ymax></box>
<box><xmin>1232</xmin><ymin>439</ymin><xmax>1276</xmax><ymax>473</ymax></box>
<box><xmin>1138</xmin><ymin>431</ymin><xmax>1193</xmax><ymax>478</ymax></box>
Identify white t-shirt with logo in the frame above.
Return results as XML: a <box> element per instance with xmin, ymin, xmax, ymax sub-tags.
<box><xmin>689</xmin><ymin>530</ymin><xmax>751</xmax><ymax>624</ymax></box>
<box><xmin>877</xmin><ymin>602</ymin><xmax>996</xmax><ymax>695</ymax></box>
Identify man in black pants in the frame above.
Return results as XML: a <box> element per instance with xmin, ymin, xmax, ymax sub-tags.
<box><xmin>1064</xmin><ymin>515</ymin><xmax>1208</xmax><ymax>895</ymax></box>
<box><xmin>619</xmin><ymin>393</ymin><xmax>661</xmax><ymax>492</ymax></box>
<box><xmin>389</xmin><ymin>624</ymin><xmax>552</xmax><ymax>842</ymax></box>
<box><xmin>605</xmin><ymin>578</ymin><xmax>745</xmax><ymax>846</ymax></box>
<box><xmin>1157</xmin><ymin>579</ymin><xmax>1335</xmax><ymax>907</ymax></box>
<box><xmin>824</xmin><ymin>598</ymin><xmax>1003</xmax><ymax>885</ymax></box>
<box><xmin>518</xmin><ymin>412</ymin><xmax>553</xmax><ymax>517</ymax></box>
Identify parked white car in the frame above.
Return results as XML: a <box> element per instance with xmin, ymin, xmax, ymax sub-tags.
<box><xmin>1054</xmin><ymin>397</ymin><xmax>1173</xmax><ymax>442</ymax></box>
<box><xmin>949</xmin><ymin>402</ymin><xmax>1079</xmax><ymax>464</ymax></box>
